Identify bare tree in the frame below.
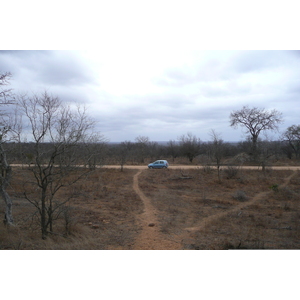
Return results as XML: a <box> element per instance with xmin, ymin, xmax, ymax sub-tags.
<box><xmin>135</xmin><ymin>135</ymin><xmax>150</xmax><ymax>163</ymax></box>
<box><xmin>178</xmin><ymin>133</ymin><xmax>201</xmax><ymax>163</ymax></box>
<box><xmin>257</xmin><ymin>134</ymin><xmax>277</xmax><ymax>173</ymax></box>
<box><xmin>0</xmin><ymin>72</ymin><xmax>14</xmax><ymax>105</ymax></box>
<box><xmin>18</xmin><ymin>91</ymin><xmax>105</xmax><ymax>239</ymax></box>
<box><xmin>230</xmin><ymin>106</ymin><xmax>283</xmax><ymax>157</ymax></box>
<box><xmin>209</xmin><ymin>129</ymin><xmax>224</xmax><ymax>183</ymax></box>
<box><xmin>115</xmin><ymin>141</ymin><xmax>134</xmax><ymax>171</ymax></box>
<box><xmin>282</xmin><ymin>125</ymin><xmax>300</xmax><ymax>159</ymax></box>
<box><xmin>166</xmin><ymin>140</ymin><xmax>180</xmax><ymax>162</ymax></box>
<box><xmin>0</xmin><ymin>72</ymin><xmax>18</xmax><ymax>225</ymax></box>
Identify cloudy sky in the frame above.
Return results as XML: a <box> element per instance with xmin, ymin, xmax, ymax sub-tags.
<box><xmin>2</xmin><ymin>1</ymin><xmax>300</xmax><ymax>143</ymax></box>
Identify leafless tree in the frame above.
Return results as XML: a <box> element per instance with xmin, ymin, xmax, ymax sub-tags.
<box><xmin>209</xmin><ymin>129</ymin><xmax>224</xmax><ymax>183</ymax></box>
<box><xmin>230</xmin><ymin>106</ymin><xmax>283</xmax><ymax>157</ymax></box>
<box><xmin>135</xmin><ymin>135</ymin><xmax>150</xmax><ymax>163</ymax></box>
<box><xmin>0</xmin><ymin>127</ymin><xmax>14</xmax><ymax>225</ymax></box>
<box><xmin>178</xmin><ymin>133</ymin><xmax>201</xmax><ymax>163</ymax></box>
<box><xmin>257</xmin><ymin>134</ymin><xmax>277</xmax><ymax>173</ymax></box>
<box><xmin>166</xmin><ymin>140</ymin><xmax>180</xmax><ymax>162</ymax></box>
<box><xmin>0</xmin><ymin>72</ymin><xmax>14</xmax><ymax>105</ymax></box>
<box><xmin>0</xmin><ymin>72</ymin><xmax>19</xmax><ymax>225</ymax></box>
<box><xmin>282</xmin><ymin>125</ymin><xmax>300</xmax><ymax>159</ymax></box>
<box><xmin>114</xmin><ymin>141</ymin><xmax>134</xmax><ymax>171</ymax></box>
<box><xmin>17</xmin><ymin>91</ymin><xmax>105</xmax><ymax>239</ymax></box>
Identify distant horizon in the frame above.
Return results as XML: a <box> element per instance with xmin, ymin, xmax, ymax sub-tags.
<box><xmin>107</xmin><ymin>140</ymin><xmax>280</xmax><ymax>145</ymax></box>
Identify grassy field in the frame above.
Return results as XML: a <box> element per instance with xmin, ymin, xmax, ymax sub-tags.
<box><xmin>1</xmin><ymin>166</ymin><xmax>299</xmax><ymax>249</ymax></box>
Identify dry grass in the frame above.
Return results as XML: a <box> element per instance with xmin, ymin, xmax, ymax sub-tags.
<box><xmin>138</xmin><ymin>168</ymin><xmax>300</xmax><ymax>249</ymax></box>
<box><xmin>1</xmin><ymin>167</ymin><xmax>299</xmax><ymax>250</ymax></box>
<box><xmin>0</xmin><ymin>168</ymin><xmax>143</xmax><ymax>250</ymax></box>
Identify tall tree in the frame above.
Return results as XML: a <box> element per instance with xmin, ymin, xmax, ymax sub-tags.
<box><xmin>18</xmin><ymin>91</ymin><xmax>105</xmax><ymax>239</ymax></box>
<box><xmin>0</xmin><ymin>72</ymin><xmax>17</xmax><ymax>225</ymax></box>
<box><xmin>230</xmin><ymin>105</ymin><xmax>283</xmax><ymax>157</ymax></box>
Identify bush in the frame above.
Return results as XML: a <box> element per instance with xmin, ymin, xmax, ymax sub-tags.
<box><xmin>202</xmin><ymin>165</ymin><xmax>213</xmax><ymax>174</ymax></box>
<box><xmin>232</xmin><ymin>190</ymin><xmax>248</xmax><ymax>202</ymax></box>
<box><xmin>269</xmin><ymin>184</ymin><xmax>279</xmax><ymax>192</ymax></box>
<box><xmin>224</xmin><ymin>165</ymin><xmax>239</xmax><ymax>179</ymax></box>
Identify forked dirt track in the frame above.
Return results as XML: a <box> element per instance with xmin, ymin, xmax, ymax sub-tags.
<box><xmin>185</xmin><ymin>170</ymin><xmax>297</xmax><ymax>232</ymax></box>
<box><xmin>132</xmin><ymin>169</ymin><xmax>298</xmax><ymax>250</ymax></box>
<box><xmin>132</xmin><ymin>170</ymin><xmax>182</xmax><ymax>250</ymax></box>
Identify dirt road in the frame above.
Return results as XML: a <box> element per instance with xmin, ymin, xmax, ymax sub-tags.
<box><xmin>11</xmin><ymin>163</ymin><xmax>300</xmax><ymax>171</ymax></box>
<box><xmin>104</xmin><ymin>165</ymin><xmax>300</xmax><ymax>171</ymax></box>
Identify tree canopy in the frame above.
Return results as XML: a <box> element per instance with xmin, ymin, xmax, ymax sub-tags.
<box><xmin>230</xmin><ymin>106</ymin><xmax>283</xmax><ymax>155</ymax></box>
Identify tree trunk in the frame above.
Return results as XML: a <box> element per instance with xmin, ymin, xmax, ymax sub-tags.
<box><xmin>41</xmin><ymin>191</ymin><xmax>47</xmax><ymax>239</ymax></box>
<box><xmin>0</xmin><ymin>142</ymin><xmax>14</xmax><ymax>225</ymax></box>
<box><xmin>217</xmin><ymin>165</ymin><xmax>221</xmax><ymax>184</ymax></box>
<box><xmin>1</xmin><ymin>187</ymin><xmax>13</xmax><ymax>225</ymax></box>
<box><xmin>251</xmin><ymin>134</ymin><xmax>258</xmax><ymax>159</ymax></box>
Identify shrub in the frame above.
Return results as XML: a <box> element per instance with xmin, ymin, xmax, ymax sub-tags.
<box><xmin>202</xmin><ymin>165</ymin><xmax>213</xmax><ymax>174</ymax></box>
<box><xmin>232</xmin><ymin>190</ymin><xmax>248</xmax><ymax>202</ymax></box>
<box><xmin>224</xmin><ymin>165</ymin><xmax>239</xmax><ymax>179</ymax></box>
<box><xmin>269</xmin><ymin>184</ymin><xmax>279</xmax><ymax>192</ymax></box>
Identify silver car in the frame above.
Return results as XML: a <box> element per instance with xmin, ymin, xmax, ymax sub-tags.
<box><xmin>148</xmin><ymin>160</ymin><xmax>169</xmax><ymax>169</ymax></box>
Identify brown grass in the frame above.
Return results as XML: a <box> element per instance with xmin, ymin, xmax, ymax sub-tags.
<box><xmin>1</xmin><ymin>167</ymin><xmax>299</xmax><ymax>250</ymax></box>
<box><xmin>138</xmin><ymin>168</ymin><xmax>300</xmax><ymax>249</ymax></box>
<box><xmin>0</xmin><ymin>168</ymin><xmax>143</xmax><ymax>249</ymax></box>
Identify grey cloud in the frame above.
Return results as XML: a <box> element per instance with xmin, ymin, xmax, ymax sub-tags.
<box><xmin>154</xmin><ymin>51</ymin><xmax>300</xmax><ymax>89</ymax></box>
<box><xmin>155</xmin><ymin>58</ymin><xmax>225</xmax><ymax>87</ymax></box>
<box><xmin>2</xmin><ymin>50</ymin><xmax>299</xmax><ymax>143</ymax></box>
<box><xmin>228</xmin><ymin>51</ymin><xmax>278</xmax><ymax>74</ymax></box>
<box><xmin>93</xmin><ymin>93</ymin><xmax>231</xmax><ymax>137</ymax></box>
<box><xmin>0</xmin><ymin>50</ymin><xmax>95</xmax><ymax>88</ymax></box>
<box><xmin>36</xmin><ymin>52</ymin><xmax>95</xmax><ymax>87</ymax></box>
<box><xmin>285</xmin><ymin>80</ymin><xmax>300</xmax><ymax>97</ymax></box>
<box><xmin>288</xmin><ymin>50</ymin><xmax>300</xmax><ymax>59</ymax></box>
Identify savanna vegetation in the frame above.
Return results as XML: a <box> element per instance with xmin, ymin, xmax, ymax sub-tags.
<box><xmin>1</xmin><ymin>166</ymin><xmax>299</xmax><ymax>249</ymax></box>
<box><xmin>1</xmin><ymin>71</ymin><xmax>300</xmax><ymax>249</ymax></box>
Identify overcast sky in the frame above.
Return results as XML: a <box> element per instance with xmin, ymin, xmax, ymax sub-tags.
<box><xmin>2</xmin><ymin>1</ymin><xmax>300</xmax><ymax>143</ymax></box>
